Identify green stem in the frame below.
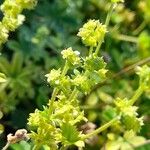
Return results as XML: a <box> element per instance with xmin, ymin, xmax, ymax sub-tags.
<box><xmin>95</xmin><ymin>3</ymin><xmax>114</xmax><ymax>56</ymax></box>
<box><xmin>89</xmin><ymin>46</ymin><xmax>93</xmax><ymax>55</ymax></box>
<box><xmin>49</xmin><ymin>61</ymin><xmax>69</xmax><ymax>105</ymax></box>
<box><xmin>115</xmin><ymin>34</ymin><xmax>138</xmax><ymax>43</ymax></box>
<box><xmin>62</xmin><ymin>61</ymin><xmax>69</xmax><ymax>76</ymax></box>
<box><xmin>81</xmin><ymin>117</ymin><xmax>119</xmax><ymax>140</ymax></box>
<box><xmin>129</xmin><ymin>85</ymin><xmax>144</xmax><ymax>106</ymax></box>
<box><xmin>105</xmin><ymin>4</ymin><xmax>115</xmax><ymax>27</ymax></box>
<box><xmin>95</xmin><ymin>40</ymin><xmax>103</xmax><ymax>56</ymax></box>
<box><xmin>49</xmin><ymin>87</ymin><xmax>59</xmax><ymax>106</ymax></box>
<box><xmin>133</xmin><ymin>21</ymin><xmax>146</xmax><ymax>35</ymax></box>
<box><xmin>68</xmin><ymin>87</ymin><xmax>78</xmax><ymax>102</ymax></box>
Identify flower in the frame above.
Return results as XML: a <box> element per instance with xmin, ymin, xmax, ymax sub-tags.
<box><xmin>77</xmin><ymin>20</ymin><xmax>107</xmax><ymax>47</ymax></box>
<box><xmin>45</xmin><ymin>69</ymin><xmax>61</xmax><ymax>84</ymax></box>
<box><xmin>61</xmin><ymin>47</ymin><xmax>80</xmax><ymax>66</ymax></box>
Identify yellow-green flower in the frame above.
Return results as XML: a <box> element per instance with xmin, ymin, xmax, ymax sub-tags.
<box><xmin>0</xmin><ymin>0</ymin><xmax>37</xmax><ymax>46</ymax></box>
<box><xmin>61</xmin><ymin>47</ymin><xmax>80</xmax><ymax>66</ymax></box>
<box><xmin>45</xmin><ymin>69</ymin><xmax>61</xmax><ymax>84</ymax></box>
<box><xmin>77</xmin><ymin>20</ymin><xmax>107</xmax><ymax>47</ymax></box>
<box><xmin>0</xmin><ymin>23</ymin><xmax>9</xmax><ymax>45</ymax></box>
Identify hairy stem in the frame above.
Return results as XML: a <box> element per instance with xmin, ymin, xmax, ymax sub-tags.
<box><xmin>81</xmin><ymin>117</ymin><xmax>119</xmax><ymax>140</ymax></box>
<box><xmin>62</xmin><ymin>61</ymin><xmax>69</xmax><ymax>76</ymax></box>
<box><xmin>89</xmin><ymin>46</ymin><xmax>93</xmax><ymax>55</ymax></box>
<box><xmin>133</xmin><ymin>21</ymin><xmax>146</xmax><ymax>35</ymax></box>
<box><xmin>95</xmin><ymin>40</ymin><xmax>103</xmax><ymax>56</ymax></box>
<box><xmin>49</xmin><ymin>61</ymin><xmax>69</xmax><ymax>105</ymax></box>
<box><xmin>115</xmin><ymin>34</ymin><xmax>138</xmax><ymax>43</ymax></box>
<box><xmin>129</xmin><ymin>85</ymin><xmax>144</xmax><ymax>106</ymax></box>
<box><xmin>95</xmin><ymin>3</ymin><xmax>115</xmax><ymax>56</ymax></box>
<box><xmin>105</xmin><ymin>4</ymin><xmax>115</xmax><ymax>27</ymax></box>
<box><xmin>68</xmin><ymin>87</ymin><xmax>78</xmax><ymax>102</ymax></box>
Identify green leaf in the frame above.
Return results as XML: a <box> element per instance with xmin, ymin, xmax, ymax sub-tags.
<box><xmin>10</xmin><ymin>141</ymin><xmax>31</xmax><ymax>150</ymax></box>
<box><xmin>61</xmin><ymin>123</ymin><xmax>80</xmax><ymax>145</ymax></box>
<box><xmin>84</xmin><ymin>56</ymin><xmax>106</xmax><ymax>71</ymax></box>
<box><xmin>124</xmin><ymin>130</ymin><xmax>145</xmax><ymax>146</ymax></box>
<box><xmin>122</xmin><ymin>115</ymin><xmax>141</xmax><ymax>132</ymax></box>
<box><xmin>11</xmin><ymin>52</ymin><xmax>23</xmax><ymax>75</ymax></box>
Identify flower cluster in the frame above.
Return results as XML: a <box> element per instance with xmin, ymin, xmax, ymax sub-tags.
<box><xmin>28</xmin><ymin>19</ymin><xmax>108</xmax><ymax>149</ymax></box>
<box><xmin>77</xmin><ymin>20</ymin><xmax>107</xmax><ymax>47</ymax></box>
<box><xmin>27</xmin><ymin>16</ymin><xmax>150</xmax><ymax>150</ymax></box>
<box><xmin>114</xmin><ymin>98</ymin><xmax>143</xmax><ymax>132</ymax></box>
<box><xmin>61</xmin><ymin>47</ymin><xmax>81</xmax><ymax>67</ymax></box>
<box><xmin>136</xmin><ymin>65</ymin><xmax>150</xmax><ymax>88</ymax></box>
<box><xmin>0</xmin><ymin>0</ymin><xmax>37</xmax><ymax>46</ymax></box>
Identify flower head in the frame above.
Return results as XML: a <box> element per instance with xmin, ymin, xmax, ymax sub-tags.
<box><xmin>136</xmin><ymin>65</ymin><xmax>150</xmax><ymax>87</ymax></box>
<box><xmin>61</xmin><ymin>47</ymin><xmax>80</xmax><ymax>66</ymax></box>
<box><xmin>77</xmin><ymin>20</ymin><xmax>107</xmax><ymax>47</ymax></box>
<box><xmin>45</xmin><ymin>69</ymin><xmax>61</xmax><ymax>85</ymax></box>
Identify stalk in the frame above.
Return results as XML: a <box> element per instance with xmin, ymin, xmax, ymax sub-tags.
<box><xmin>49</xmin><ymin>61</ymin><xmax>69</xmax><ymax>106</ymax></box>
<box><xmin>115</xmin><ymin>34</ymin><xmax>138</xmax><ymax>43</ymax></box>
<box><xmin>95</xmin><ymin>3</ymin><xmax>115</xmax><ymax>56</ymax></box>
<box><xmin>129</xmin><ymin>85</ymin><xmax>144</xmax><ymax>106</ymax></box>
<box><xmin>133</xmin><ymin>21</ymin><xmax>146</xmax><ymax>35</ymax></box>
<box><xmin>105</xmin><ymin>4</ymin><xmax>115</xmax><ymax>27</ymax></box>
<box><xmin>81</xmin><ymin>117</ymin><xmax>119</xmax><ymax>140</ymax></box>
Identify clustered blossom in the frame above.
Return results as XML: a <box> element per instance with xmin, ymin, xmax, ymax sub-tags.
<box><xmin>114</xmin><ymin>98</ymin><xmax>138</xmax><ymax>116</ymax></box>
<box><xmin>77</xmin><ymin>20</ymin><xmax>107</xmax><ymax>47</ymax></box>
<box><xmin>0</xmin><ymin>23</ymin><xmax>8</xmax><ymax>46</ymax></box>
<box><xmin>28</xmin><ymin>18</ymin><xmax>150</xmax><ymax>149</ymax></box>
<box><xmin>0</xmin><ymin>0</ymin><xmax>37</xmax><ymax>45</ymax></box>
<box><xmin>114</xmin><ymin>97</ymin><xmax>144</xmax><ymax>132</ymax></box>
<box><xmin>61</xmin><ymin>47</ymin><xmax>81</xmax><ymax>66</ymax></box>
<box><xmin>136</xmin><ymin>65</ymin><xmax>150</xmax><ymax>88</ymax></box>
<box><xmin>45</xmin><ymin>69</ymin><xmax>61</xmax><ymax>85</ymax></box>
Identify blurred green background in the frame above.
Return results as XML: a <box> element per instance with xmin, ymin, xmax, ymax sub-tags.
<box><xmin>0</xmin><ymin>0</ymin><xmax>150</xmax><ymax>149</ymax></box>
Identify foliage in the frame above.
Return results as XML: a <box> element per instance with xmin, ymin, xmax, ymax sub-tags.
<box><xmin>27</xmin><ymin>4</ymin><xmax>149</xmax><ymax>149</ymax></box>
<box><xmin>0</xmin><ymin>0</ymin><xmax>150</xmax><ymax>150</ymax></box>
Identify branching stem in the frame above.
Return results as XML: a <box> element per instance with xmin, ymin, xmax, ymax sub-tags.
<box><xmin>105</xmin><ymin>4</ymin><xmax>115</xmax><ymax>27</ymax></box>
<box><xmin>49</xmin><ymin>61</ymin><xmax>69</xmax><ymax>105</ymax></box>
<box><xmin>89</xmin><ymin>46</ymin><xmax>93</xmax><ymax>55</ymax></box>
<box><xmin>81</xmin><ymin>117</ymin><xmax>119</xmax><ymax>140</ymax></box>
<box><xmin>133</xmin><ymin>21</ymin><xmax>146</xmax><ymax>35</ymax></box>
<box><xmin>129</xmin><ymin>85</ymin><xmax>144</xmax><ymax>106</ymax></box>
<box><xmin>115</xmin><ymin>34</ymin><xmax>138</xmax><ymax>43</ymax></box>
<box><xmin>69</xmin><ymin>87</ymin><xmax>78</xmax><ymax>102</ymax></box>
<box><xmin>95</xmin><ymin>40</ymin><xmax>103</xmax><ymax>56</ymax></box>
